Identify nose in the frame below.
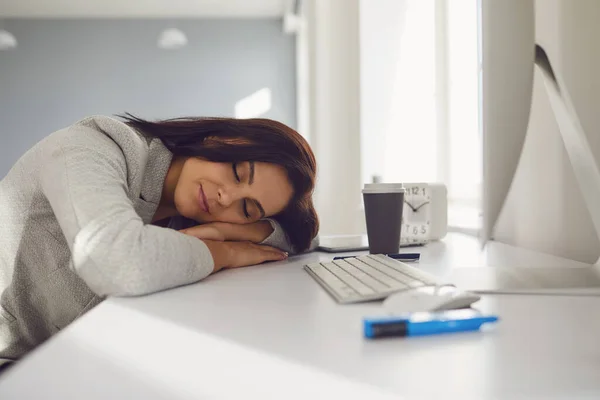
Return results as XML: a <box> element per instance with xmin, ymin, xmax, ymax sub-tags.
<box><xmin>217</xmin><ymin>185</ymin><xmax>242</xmax><ymax>208</ymax></box>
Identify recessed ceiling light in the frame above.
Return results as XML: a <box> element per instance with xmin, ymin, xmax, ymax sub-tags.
<box><xmin>0</xmin><ymin>30</ymin><xmax>17</xmax><ymax>50</ymax></box>
<box><xmin>157</xmin><ymin>28</ymin><xmax>188</xmax><ymax>50</ymax></box>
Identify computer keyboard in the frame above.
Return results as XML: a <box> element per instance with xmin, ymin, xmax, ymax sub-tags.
<box><xmin>304</xmin><ymin>254</ymin><xmax>450</xmax><ymax>304</ymax></box>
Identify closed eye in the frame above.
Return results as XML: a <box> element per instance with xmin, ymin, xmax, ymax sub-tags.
<box><xmin>232</xmin><ymin>162</ymin><xmax>241</xmax><ymax>182</ymax></box>
<box><xmin>242</xmin><ymin>200</ymin><xmax>250</xmax><ymax>219</ymax></box>
<box><xmin>233</xmin><ymin>163</ymin><xmax>251</xmax><ymax>219</ymax></box>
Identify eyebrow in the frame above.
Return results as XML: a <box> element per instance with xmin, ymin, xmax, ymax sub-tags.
<box><xmin>247</xmin><ymin>162</ymin><xmax>265</xmax><ymax>218</ymax></box>
<box><xmin>249</xmin><ymin>161</ymin><xmax>255</xmax><ymax>185</ymax></box>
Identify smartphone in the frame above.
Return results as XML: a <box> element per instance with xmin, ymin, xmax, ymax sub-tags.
<box><xmin>317</xmin><ymin>234</ymin><xmax>425</xmax><ymax>253</ymax></box>
<box><xmin>317</xmin><ymin>235</ymin><xmax>369</xmax><ymax>253</ymax></box>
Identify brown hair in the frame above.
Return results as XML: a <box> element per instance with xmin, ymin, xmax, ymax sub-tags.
<box><xmin>118</xmin><ymin>113</ymin><xmax>318</xmax><ymax>252</ymax></box>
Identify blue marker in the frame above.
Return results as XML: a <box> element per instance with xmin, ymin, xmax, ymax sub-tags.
<box><xmin>363</xmin><ymin>309</ymin><xmax>499</xmax><ymax>339</ymax></box>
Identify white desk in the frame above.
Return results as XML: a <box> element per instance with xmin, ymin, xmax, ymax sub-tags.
<box><xmin>1</xmin><ymin>233</ymin><xmax>600</xmax><ymax>399</ymax></box>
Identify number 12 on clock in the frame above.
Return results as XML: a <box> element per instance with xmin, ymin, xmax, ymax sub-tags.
<box><xmin>401</xmin><ymin>183</ymin><xmax>432</xmax><ymax>246</ymax></box>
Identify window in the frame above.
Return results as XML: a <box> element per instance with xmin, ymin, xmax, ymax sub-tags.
<box><xmin>446</xmin><ymin>0</ymin><xmax>481</xmax><ymax>233</ymax></box>
<box><xmin>360</xmin><ymin>0</ymin><xmax>481</xmax><ymax>234</ymax></box>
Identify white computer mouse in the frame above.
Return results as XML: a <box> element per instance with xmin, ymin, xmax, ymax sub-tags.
<box><xmin>382</xmin><ymin>285</ymin><xmax>481</xmax><ymax>314</ymax></box>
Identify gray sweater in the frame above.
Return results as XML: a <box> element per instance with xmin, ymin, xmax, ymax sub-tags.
<box><xmin>0</xmin><ymin>116</ymin><xmax>300</xmax><ymax>365</ymax></box>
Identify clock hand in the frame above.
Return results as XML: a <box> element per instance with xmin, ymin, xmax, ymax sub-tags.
<box><xmin>404</xmin><ymin>200</ymin><xmax>417</xmax><ymax>212</ymax></box>
<box><xmin>414</xmin><ymin>201</ymin><xmax>431</xmax><ymax>211</ymax></box>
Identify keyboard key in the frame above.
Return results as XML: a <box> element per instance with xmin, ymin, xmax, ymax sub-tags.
<box><xmin>305</xmin><ymin>263</ymin><xmax>357</xmax><ymax>300</ymax></box>
<box><xmin>344</xmin><ymin>258</ymin><xmax>406</xmax><ymax>290</ymax></box>
<box><xmin>355</xmin><ymin>256</ymin><xmax>425</xmax><ymax>288</ymax></box>
<box><xmin>369</xmin><ymin>255</ymin><xmax>440</xmax><ymax>286</ymax></box>
<box><xmin>326</xmin><ymin>262</ymin><xmax>376</xmax><ymax>296</ymax></box>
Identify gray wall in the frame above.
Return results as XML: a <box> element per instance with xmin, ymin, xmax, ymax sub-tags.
<box><xmin>0</xmin><ymin>19</ymin><xmax>296</xmax><ymax>177</ymax></box>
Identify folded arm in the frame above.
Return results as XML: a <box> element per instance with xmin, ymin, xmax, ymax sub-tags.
<box><xmin>180</xmin><ymin>219</ymin><xmax>319</xmax><ymax>254</ymax></box>
<box><xmin>39</xmin><ymin>128</ymin><xmax>217</xmax><ymax>297</ymax></box>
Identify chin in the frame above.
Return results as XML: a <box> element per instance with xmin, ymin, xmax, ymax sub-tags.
<box><xmin>172</xmin><ymin>199</ymin><xmax>197</xmax><ymax>221</ymax></box>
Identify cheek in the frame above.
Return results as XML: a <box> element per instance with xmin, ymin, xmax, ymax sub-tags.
<box><xmin>212</xmin><ymin>213</ymin><xmax>244</xmax><ymax>224</ymax></box>
<box><xmin>181</xmin><ymin>159</ymin><xmax>206</xmax><ymax>183</ymax></box>
<box><xmin>175</xmin><ymin>160</ymin><xmax>204</xmax><ymax>195</ymax></box>
<box><xmin>172</xmin><ymin>162</ymin><xmax>205</xmax><ymax>217</ymax></box>
<box><xmin>271</xmin><ymin>185</ymin><xmax>294</xmax><ymax>214</ymax></box>
<box><xmin>211</xmin><ymin>204</ymin><xmax>250</xmax><ymax>224</ymax></box>
<box><xmin>173</xmin><ymin>180</ymin><xmax>198</xmax><ymax>218</ymax></box>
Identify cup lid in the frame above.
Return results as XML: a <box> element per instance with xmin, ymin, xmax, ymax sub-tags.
<box><xmin>362</xmin><ymin>183</ymin><xmax>405</xmax><ymax>194</ymax></box>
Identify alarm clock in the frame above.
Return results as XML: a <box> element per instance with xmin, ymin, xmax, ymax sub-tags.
<box><xmin>401</xmin><ymin>182</ymin><xmax>447</xmax><ymax>246</ymax></box>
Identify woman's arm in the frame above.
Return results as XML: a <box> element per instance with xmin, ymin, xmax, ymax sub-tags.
<box><xmin>39</xmin><ymin>127</ymin><xmax>284</xmax><ymax>297</ymax></box>
<box><xmin>181</xmin><ymin>220</ymin><xmax>319</xmax><ymax>254</ymax></box>
<box><xmin>180</xmin><ymin>221</ymin><xmax>274</xmax><ymax>243</ymax></box>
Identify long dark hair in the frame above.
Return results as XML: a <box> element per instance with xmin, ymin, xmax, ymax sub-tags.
<box><xmin>118</xmin><ymin>113</ymin><xmax>318</xmax><ymax>252</ymax></box>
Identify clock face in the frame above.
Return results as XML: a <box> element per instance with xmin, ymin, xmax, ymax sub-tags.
<box><xmin>401</xmin><ymin>183</ymin><xmax>431</xmax><ymax>245</ymax></box>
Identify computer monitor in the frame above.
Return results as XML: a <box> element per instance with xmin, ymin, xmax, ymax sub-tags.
<box><xmin>480</xmin><ymin>0</ymin><xmax>600</xmax><ymax>256</ymax></box>
<box><xmin>480</xmin><ymin>0</ymin><xmax>535</xmax><ymax>244</ymax></box>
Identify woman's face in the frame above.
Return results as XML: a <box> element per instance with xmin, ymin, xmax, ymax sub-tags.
<box><xmin>173</xmin><ymin>158</ymin><xmax>294</xmax><ymax>224</ymax></box>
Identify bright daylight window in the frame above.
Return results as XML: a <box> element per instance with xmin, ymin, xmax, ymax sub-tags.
<box><xmin>362</xmin><ymin>0</ymin><xmax>481</xmax><ymax>234</ymax></box>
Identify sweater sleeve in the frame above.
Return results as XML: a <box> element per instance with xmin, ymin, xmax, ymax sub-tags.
<box><xmin>260</xmin><ymin>218</ymin><xmax>319</xmax><ymax>254</ymax></box>
<box><xmin>39</xmin><ymin>128</ymin><xmax>215</xmax><ymax>297</ymax></box>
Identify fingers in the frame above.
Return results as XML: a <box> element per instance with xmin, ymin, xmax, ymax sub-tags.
<box><xmin>266</xmin><ymin>250</ymin><xmax>289</xmax><ymax>261</ymax></box>
<box><xmin>259</xmin><ymin>244</ymin><xmax>288</xmax><ymax>256</ymax></box>
<box><xmin>209</xmin><ymin>241</ymin><xmax>289</xmax><ymax>270</ymax></box>
<box><xmin>255</xmin><ymin>246</ymin><xmax>288</xmax><ymax>262</ymax></box>
<box><xmin>253</xmin><ymin>243</ymin><xmax>286</xmax><ymax>254</ymax></box>
<box><xmin>249</xmin><ymin>243</ymin><xmax>288</xmax><ymax>263</ymax></box>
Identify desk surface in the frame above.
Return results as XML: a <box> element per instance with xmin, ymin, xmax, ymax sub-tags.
<box><xmin>1</xmin><ymin>234</ymin><xmax>600</xmax><ymax>399</ymax></box>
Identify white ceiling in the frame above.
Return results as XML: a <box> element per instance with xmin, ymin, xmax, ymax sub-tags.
<box><xmin>0</xmin><ymin>0</ymin><xmax>289</xmax><ymax>18</ymax></box>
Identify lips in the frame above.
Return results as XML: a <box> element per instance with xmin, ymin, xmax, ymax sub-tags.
<box><xmin>198</xmin><ymin>185</ymin><xmax>210</xmax><ymax>214</ymax></box>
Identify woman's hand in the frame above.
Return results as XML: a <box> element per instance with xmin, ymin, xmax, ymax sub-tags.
<box><xmin>203</xmin><ymin>240</ymin><xmax>288</xmax><ymax>272</ymax></box>
<box><xmin>180</xmin><ymin>222</ymin><xmax>284</xmax><ymax>273</ymax></box>
<box><xmin>180</xmin><ymin>221</ymin><xmax>274</xmax><ymax>243</ymax></box>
